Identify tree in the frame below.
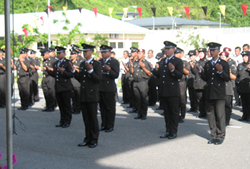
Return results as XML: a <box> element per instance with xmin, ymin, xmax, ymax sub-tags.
<box><xmin>90</xmin><ymin>34</ymin><xmax>109</xmax><ymax>58</ymax></box>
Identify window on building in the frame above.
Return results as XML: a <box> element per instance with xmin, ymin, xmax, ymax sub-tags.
<box><xmin>155</xmin><ymin>28</ymin><xmax>158</xmax><ymax>30</ymax></box>
<box><xmin>118</xmin><ymin>42</ymin><xmax>124</xmax><ymax>48</ymax></box>
<box><xmin>110</xmin><ymin>42</ymin><xmax>116</xmax><ymax>48</ymax></box>
<box><xmin>0</xmin><ymin>37</ymin><xmax>4</xmax><ymax>41</ymax></box>
<box><xmin>161</xmin><ymin>28</ymin><xmax>164</xmax><ymax>30</ymax></box>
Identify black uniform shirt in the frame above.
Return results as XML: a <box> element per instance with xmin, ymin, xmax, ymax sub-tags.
<box><xmin>43</xmin><ymin>57</ymin><xmax>56</xmax><ymax>76</ymax></box>
<box><xmin>132</xmin><ymin>59</ymin><xmax>151</xmax><ymax>81</ymax></box>
<box><xmin>16</xmin><ymin>58</ymin><xmax>30</xmax><ymax>76</ymax></box>
<box><xmin>192</xmin><ymin>59</ymin><xmax>207</xmax><ymax>90</ymax></box>
<box><xmin>0</xmin><ymin>57</ymin><xmax>5</xmax><ymax>73</ymax></box>
<box><xmin>71</xmin><ymin>59</ymin><xmax>83</xmax><ymax>88</ymax></box>
<box><xmin>236</xmin><ymin>62</ymin><xmax>250</xmax><ymax>94</ymax></box>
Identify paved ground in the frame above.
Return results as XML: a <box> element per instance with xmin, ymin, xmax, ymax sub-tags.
<box><xmin>0</xmin><ymin>89</ymin><xmax>250</xmax><ymax>169</ymax></box>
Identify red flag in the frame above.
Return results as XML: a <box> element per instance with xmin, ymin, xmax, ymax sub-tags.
<box><xmin>137</xmin><ymin>8</ymin><xmax>142</xmax><ymax>18</ymax></box>
<box><xmin>184</xmin><ymin>7</ymin><xmax>190</xmax><ymax>18</ymax></box>
<box><xmin>10</xmin><ymin>48</ymin><xmax>13</xmax><ymax>54</ymax></box>
<box><xmin>93</xmin><ymin>7</ymin><xmax>98</xmax><ymax>17</ymax></box>
<box><xmin>48</xmin><ymin>6</ymin><xmax>52</xmax><ymax>13</ymax></box>
<box><xmin>40</xmin><ymin>16</ymin><xmax>44</xmax><ymax>24</ymax></box>
<box><xmin>22</xmin><ymin>28</ymin><xmax>28</xmax><ymax>38</ymax></box>
<box><xmin>240</xmin><ymin>4</ymin><xmax>247</xmax><ymax>18</ymax></box>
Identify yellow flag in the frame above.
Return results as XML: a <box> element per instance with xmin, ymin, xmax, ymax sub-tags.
<box><xmin>63</xmin><ymin>6</ymin><xmax>68</xmax><ymax>15</ymax></box>
<box><xmin>109</xmin><ymin>7</ymin><xmax>114</xmax><ymax>18</ymax></box>
<box><xmin>33</xmin><ymin>19</ymin><xmax>38</xmax><ymax>28</ymax></box>
<box><xmin>28</xmin><ymin>26</ymin><xmax>34</xmax><ymax>35</ymax></box>
<box><xmin>1</xmin><ymin>45</ymin><xmax>5</xmax><ymax>49</ymax></box>
<box><xmin>219</xmin><ymin>5</ymin><xmax>226</xmax><ymax>18</ymax></box>
<box><xmin>123</xmin><ymin>8</ymin><xmax>128</xmax><ymax>18</ymax></box>
<box><xmin>167</xmin><ymin>7</ymin><xmax>173</xmax><ymax>17</ymax></box>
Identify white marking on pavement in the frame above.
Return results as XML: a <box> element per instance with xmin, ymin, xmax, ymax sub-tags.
<box><xmin>27</xmin><ymin>109</ymin><xmax>39</xmax><ymax>112</ymax></box>
<box><xmin>196</xmin><ymin>123</ymin><xmax>209</xmax><ymax>126</ymax></box>
<box><xmin>227</xmin><ymin>125</ymin><xmax>242</xmax><ymax>129</ymax></box>
<box><xmin>97</xmin><ymin>114</ymin><xmax>127</xmax><ymax>118</ymax></box>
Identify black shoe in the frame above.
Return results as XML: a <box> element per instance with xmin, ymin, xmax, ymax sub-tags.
<box><xmin>105</xmin><ymin>128</ymin><xmax>114</xmax><ymax>132</ymax></box>
<box><xmin>214</xmin><ymin>139</ymin><xmax>223</xmax><ymax>145</ymax></box>
<box><xmin>18</xmin><ymin>107</ymin><xmax>28</xmax><ymax>110</ymax></box>
<box><xmin>187</xmin><ymin>109</ymin><xmax>195</xmax><ymax>112</ymax></box>
<box><xmin>141</xmin><ymin>116</ymin><xmax>147</xmax><ymax>120</ymax></box>
<box><xmin>233</xmin><ymin>103</ymin><xmax>239</xmax><ymax>106</ymax></box>
<box><xmin>99</xmin><ymin>126</ymin><xmax>106</xmax><ymax>131</ymax></box>
<box><xmin>78</xmin><ymin>141</ymin><xmax>89</xmax><ymax>147</ymax></box>
<box><xmin>207</xmin><ymin>139</ymin><xmax>216</xmax><ymax>144</ymax></box>
<box><xmin>46</xmin><ymin>108</ymin><xmax>54</xmax><ymax>112</ymax></box>
<box><xmin>55</xmin><ymin>123</ymin><xmax>64</xmax><ymax>127</ymax></box>
<box><xmin>198</xmin><ymin>114</ymin><xmax>206</xmax><ymax>118</ymax></box>
<box><xmin>156</xmin><ymin>107</ymin><xmax>163</xmax><ymax>110</ymax></box>
<box><xmin>179</xmin><ymin>118</ymin><xmax>184</xmax><ymax>123</ymax></box>
<box><xmin>134</xmin><ymin>115</ymin><xmax>142</xmax><ymax>119</ymax></box>
<box><xmin>42</xmin><ymin>108</ymin><xmax>48</xmax><ymax>112</ymax></box>
<box><xmin>246</xmin><ymin>118</ymin><xmax>250</xmax><ymax>122</ymax></box>
<box><xmin>160</xmin><ymin>132</ymin><xmax>169</xmax><ymax>138</ymax></box>
<box><xmin>62</xmin><ymin>124</ymin><xmax>70</xmax><ymax>128</ymax></box>
<box><xmin>238</xmin><ymin>117</ymin><xmax>246</xmax><ymax>121</ymax></box>
<box><xmin>88</xmin><ymin>143</ymin><xmax>98</xmax><ymax>148</ymax></box>
<box><xmin>168</xmin><ymin>134</ymin><xmax>177</xmax><ymax>139</ymax></box>
<box><xmin>129</xmin><ymin>108</ymin><xmax>137</xmax><ymax>113</ymax></box>
<box><xmin>34</xmin><ymin>99</ymin><xmax>40</xmax><ymax>102</ymax></box>
<box><xmin>148</xmin><ymin>104</ymin><xmax>156</xmax><ymax>106</ymax></box>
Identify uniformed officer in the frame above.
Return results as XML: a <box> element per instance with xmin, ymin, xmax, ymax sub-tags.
<box><xmin>175</xmin><ymin>47</ymin><xmax>190</xmax><ymax>123</ymax></box>
<box><xmin>41</xmin><ymin>48</ymin><xmax>56</xmax><ymax>112</ymax></box>
<box><xmin>236</xmin><ymin>51</ymin><xmax>250</xmax><ymax>122</ymax></box>
<box><xmin>99</xmin><ymin>45</ymin><xmax>120</xmax><ymax>132</ymax></box>
<box><xmin>16</xmin><ymin>48</ymin><xmax>30</xmax><ymax>110</ymax></box>
<box><xmin>120</xmin><ymin>50</ymin><xmax>130</xmax><ymax>104</ymax></box>
<box><xmin>77</xmin><ymin>44</ymin><xmax>101</xmax><ymax>148</ymax></box>
<box><xmin>70</xmin><ymin>49</ymin><xmax>83</xmax><ymax>114</ymax></box>
<box><xmin>47</xmin><ymin>46</ymin><xmax>74</xmax><ymax>128</ymax></box>
<box><xmin>198</xmin><ymin>42</ymin><xmax>230</xmax><ymax>145</ymax></box>
<box><xmin>71</xmin><ymin>44</ymin><xmax>84</xmax><ymax>61</ymax></box>
<box><xmin>29</xmin><ymin>50</ymin><xmax>40</xmax><ymax>102</ymax></box>
<box><xmin>0</xmin><ymin>49</ymin><xmax>6</xmax><ymax>108</ymax></box>
<box><xmin>131</xmin><ymin>49</ymin><xmax>151</xmax><ymax>120</ymax></box>
<box><xmin>49</xmin><ymin>47</ymin><xmax>58</xmax><ymax>60</ymax></box>
<box><xmin>153</xmin><ymin>41</ymin><xmax>183</xmax><ymax>139</ymax></box>
<box><xmin>191</xmin><ymin>48</ymin><xmax>207</xmax><ymax>117</ymax></box>
<box><xmin>187</xmin><ymin>50</ymin><xmax>197</xmax><ymax>113</ymax></box>
<box><xmin>28</xmin><ymin>50</ymin><xmax>36</xmax><ymax>106</ymax></box>
<box><xmin>219</xmin><ymin>51</ymin><xmax>237</xmax><ymax>125</ymax></box>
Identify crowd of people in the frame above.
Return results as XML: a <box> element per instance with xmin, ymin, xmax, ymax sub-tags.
<box><xmin>0</xmin><ymin>41</ymin><xmax>250</xmax><ymax>148</ymax></box>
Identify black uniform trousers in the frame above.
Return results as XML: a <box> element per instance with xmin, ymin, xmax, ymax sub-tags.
<box><xmin>128</xmin><ymin>79</ymin><xmax>136</xmax><ymax>109</ymax></box>
<box><xmin>133</xmin><ymin>81</ymin><xmax>148</xmax><ymax>117</ymax></box>
<box><xmin>234</xmin><ymin>86</ymin><xmax>241</xmax><ymax>105</ymax></box>
<box><xmin>121</xmin><ymin>74</ymin><xmax>129</xmax><ymax>103</ymax></box>
<box><xmin>179</xmin><ymin>81</ymin><xmax>187</xmax><ymax>119</ymax></box>
<box><xmin>240</xmin><ymin>93</ymin><xmax>250</xmax><ymax>119</ymax></box>
<box><xmin>188</xmin><ymin>87</ymin><xmax>197</xmax><ymax>111</ymax></box>
<box><xmin>196</xmin><ymin>90</ymin><xmax>206</xmax><ymax>116</ymax></box>
<box><xmin>225</xmin><ymin>95</ymin><xmax>233</xmax><ymax>124</ymax></box>
<box><xmin>148</xmin><ymin>75</ymin><xmax>157</xmax><ymax>106</ymax></box>
<box><xmin>100</xmin><ymin>92</ymin><xmax>116</xmax><ymax>129</ymax></box>
<box><xmin>42</xmin><ymin>76</ymin><xmax>56</xmax><ymax>109</ymax></box>
<box><xmin>161</xmin><ymin>96</ymin><xmax>179</xmax><ymax>135</ymax></box>
<box><xmin>206</xmin><ymin>99</ymin><xmax>226</xmax><ymax>141</ymax></box>
<box><xmin>18</xmin><ymin>76</ymin><xmax>30</xmax><ymax>108</ymax></box>
<box><xmin>56</xmin><ymin>90</ymin><xmax>72</xmax><ymax>124</ymax></box>
<box><xmin>81</xmin><ymin>102</ymin><xmax>99</xmax><ymax>144</ymax></box>
<box><xmin>72</xmin><ymin>87</ymin><xmax>81</xmax><ymax>112</ymax></box>
<box><xmin>0</xmin><ymin>74</ymin><xmax>6</xmax><ymax>107</ymax></box>
<box><xmin>31</xmin><ymin>72</ymin><xmax>39</xmax><ymax>102</ymax></box>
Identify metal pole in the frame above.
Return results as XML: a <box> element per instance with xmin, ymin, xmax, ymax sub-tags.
<box><xmin>220</xmin><ymin>13</ymin><xmax>221</xmax><ymax>29</ymax></box>
<box><xmin>48</xmin><ymin>0</ymin><xmax>51</xmax><ymax>47</ymax></box>
<box><xmin>152</xmin><ymin>16</ymin><xmax>155</xmax><ymax>30</ymax></box>
<box><xmin>4</xmin><ymin>0</ymin><xmax>13</xmax><ymax>168</ymax></box>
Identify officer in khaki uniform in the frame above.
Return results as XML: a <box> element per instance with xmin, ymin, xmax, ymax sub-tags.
<box><xmin>198</xmin><ymin>42</ymin><xmax>230</xmax><ymax>145</ymax></box>
<box><xmin>47</xmin><ymin>46</ymin><xmax>74</xmax><ymax>128</ymax></box>
<box><xmin>153</xmin><ymin>41</ymin><xmax>183</xmax><ymax>139</ymax></box>
<box><xmin>99</xmin><ymin>45</ymin><xmax>120</xmax><ymax>132</ymax></box>
<box><xmin>77</xmin><ymin>44</ymin><xmax>102</xmax><ymax>148</ymax></box>
<box><xmin>16</xmin><ymin>48</ymin><xmax>30</xmax><ymax>110</ymax></box>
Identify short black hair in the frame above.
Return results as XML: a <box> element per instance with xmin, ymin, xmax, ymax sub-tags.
<box><xmin>148</xmin><ymin>49</ymin><xmax>153</xmax><ymax>53</ymax></box>
<box><xmin>111</xmin><ymin>51</ymin><xmax>116</xmax><ymax>55</ymax></box>
<box><xmin>235</xmin><ymin>46</ymin><xmax>241</xmax><ymax>51</ymax></box>
<box><xmin>243</xmin><ymin>44</ymin><xmax>250</xmax><ymax>49</ymax></box>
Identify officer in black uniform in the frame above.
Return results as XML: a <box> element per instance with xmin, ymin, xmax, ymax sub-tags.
<box><xmin>99</xmin><ymin>45</ymin><xmax>120</xmax><ymax>132</ymax></box>
<box><xmin>70</xmin><ymin>49</ymin><xmax>83</xmax><ymax>114</ymax></box>
<box><xmin>41</xmin><ymin>48</ymin><xmax>56</xmax><ymax>112</ymax></box>
<box><xmin>0</xmin><ymin>49</ymin><xmax>6</xmax><ymax>108</ymax></box>
<box><xmin>219</xmin><ymin>51</ymin><xmax>237</xmax><ymax>125</ymax></box>
<box><xmin>16</xmin><ymin>48</ymin><xmax>30</xmax><ymax>110</ymax></box>
<box><xmin>153</xmin><ymin>41</ymin><xmax>183</xmax><ymax>139</ymax></box>
<box><xmin>28</xmin><ymin>50</ymin><xmax>36</xmax><ymax>106</ymax></box>
<box><xmin>175</xmin><ymin>47</ymin><xmax>190</xmax><ymax>123</ymax></box>
<box><xmin>47</xmin><ymin>46</ymin><xmax>74</xmax><ymax>128</ymax></box>
<box><xmin>71</xmin><ymin>44</ymin><xmax>84</xmax><ymax>61</ymax></box>
<box><xmin>187</xmin><ymin>50</ymin><xmax>197</xmax><ymax>112</ymax></box>
<box><xmin>191</xmin><ymin>48</ymin><xmax>207</xmax><ymax>117</ymax></box>
<box><xmin>77</xmin><ymin>44</ymin><xmax>102</xmax><ymax>148</ymax></box>
<box><xmin>49</xmin><ymin>47</ymin><xmax>57</xmax><ymax>59</ymax></box>
<box><xmin>131</xmin><ymin>49</ymin><xmax>151</xmax><ymax>120</ymax></box>
<box><xmin>30</xmin><ymin>50</ymin><xmax>40</xmax><ymax>102</ymax></box>
<box><xmin>236</xmin><ymin>51</ymin><xmax>250</xmax><ymax>122</ymax></box>
<box><xmin>198</xmin><ymin>42</ymin><xmax>230</xmax><ymax>145</ymax></box>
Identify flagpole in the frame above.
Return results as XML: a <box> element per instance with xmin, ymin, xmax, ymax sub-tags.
<box><xmin>48</xmin><ymin>0</ymin><xmax>51</xmax><ymax>47</ymax></box>
<box><xmin>4</xmin><ymin>0</ymin><xmax>13</xmax><ymax>168</ymax></box>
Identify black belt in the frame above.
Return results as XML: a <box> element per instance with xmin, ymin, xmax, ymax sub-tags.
<box><xmin>0</xmin><ymin>72</ymin><xmax>5</xmax><ymax>75</ymax></box>
<box><xmin>18</xmin><ymin>74</ymin><xmax>29</xmax><ymax>78</ymax></box>
<box><xmin>134</xmin><ymin>78</ymin><xmax>147</xmax><ymax>82</ymax></box>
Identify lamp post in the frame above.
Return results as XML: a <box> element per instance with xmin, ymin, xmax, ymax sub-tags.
<box><xmin>218</xmin><ymin>12</ymin><xmax>221</xmax><ymax>29</ymax></box>
<box><xmin>172</xmin><ymin>14</ymin><xmax>182</xmax><ymax>30</ymax></box>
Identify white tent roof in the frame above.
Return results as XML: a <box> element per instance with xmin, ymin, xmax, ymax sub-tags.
<box><xmin>0</xmin><ymin>9</ymin><xmax>150</xmax><ymax>37</ymax></box>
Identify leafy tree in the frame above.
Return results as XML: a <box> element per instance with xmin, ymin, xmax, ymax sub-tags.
<box><xmin>90</xmin><ymin>34</ymin><xmax>109</xmax><ymax>58</ymax></box>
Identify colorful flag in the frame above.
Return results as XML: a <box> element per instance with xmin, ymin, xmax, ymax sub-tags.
<box><xmin>109</xmin><ymin>7</ymin><xmax>114</xmax><ymax>18</ymax></box>
<box><xmin>167</xmin><ymin>7</ymin><xmax>173</xmax><ymax>17</ymax></box>
<box><xmin>219</xmin><ymin>5</ymin><xmax>226</xmax><ymax>18</ymax></box>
